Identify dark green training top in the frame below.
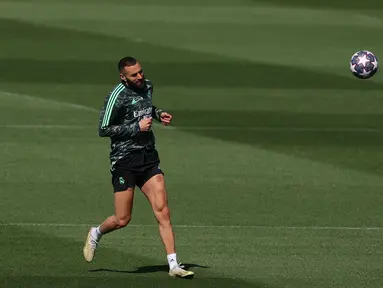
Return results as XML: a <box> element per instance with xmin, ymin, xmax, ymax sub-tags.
<box><xmin>98</xmin><ymin>79</ymin><xmax>164</xmax><ymax>170</ymax></box>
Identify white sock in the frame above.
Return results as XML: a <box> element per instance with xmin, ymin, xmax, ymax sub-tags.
<box><xmin>91</xmin><ymin>226</ymin><xmax>102</xmax><ymax>241</ymax></box>
<box><xmin>167</xmin><ymin>253</ymin><xmax>178</xmax><ymax>270</ymax></box>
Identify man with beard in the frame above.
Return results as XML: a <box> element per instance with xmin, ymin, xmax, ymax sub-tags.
<box><xmin>83</xmin><ymin>57</ymin><xmax>194</xmax><ymax>279</ymax></box>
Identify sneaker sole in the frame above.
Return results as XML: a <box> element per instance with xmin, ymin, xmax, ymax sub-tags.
<box><xmin>83</xmin><ymin>230</ymin><xmax>95</xmax><ymax>263</ymax></box>
<box><xmin>169</xmin><ymin>272</ymin><xmax>195</xmax><ymax>279</ymax></box>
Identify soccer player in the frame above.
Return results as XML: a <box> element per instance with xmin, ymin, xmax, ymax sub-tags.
<box><xmin>83</xmin><ymin>56</ymin><xmax>194</xmax><ymax>279</ymax></box>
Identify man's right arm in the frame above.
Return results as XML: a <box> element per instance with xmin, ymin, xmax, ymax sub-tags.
<box><xmin>98</xmin><ymin>94</ymin><xmax>139</xmax><ymax>138</ymax></box>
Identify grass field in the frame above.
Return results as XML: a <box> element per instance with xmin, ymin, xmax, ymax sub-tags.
<box><xmin>1</xmin><ymin>0</ymin><xmax>383</xmax><ymax>287</ymax></box>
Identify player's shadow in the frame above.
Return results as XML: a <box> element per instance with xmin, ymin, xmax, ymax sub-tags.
<box><xmin>88</xmin><ymin>263</ymin><xmax>209</xmax><ymax>274</ymax></box>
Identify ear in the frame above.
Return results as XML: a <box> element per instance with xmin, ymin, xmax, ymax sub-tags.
<box><xmin>120</xmin><ymin>73</ymin><xmax>126</xmax><ymax>81</ymax></box>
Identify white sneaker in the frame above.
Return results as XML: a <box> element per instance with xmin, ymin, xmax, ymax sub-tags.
<box><xmin>83</xmin><ymin>228</ymin><xmax>99</xmax><ymax>262</ymax></box>
<box><xmin>169</xmin><ymin>263</ymin><xmax>195</xmax><ymax>279</ymax></box>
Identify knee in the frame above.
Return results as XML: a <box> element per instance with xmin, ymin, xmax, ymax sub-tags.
<box><xmin>157</xmin><ymin>205</ymin><xmax>171</xmax><ymax>223</ymax></box>
<box><xmin>116</xmin><ymin>216</ymin><xmax>131</xmax><ymax>228</ymax></box>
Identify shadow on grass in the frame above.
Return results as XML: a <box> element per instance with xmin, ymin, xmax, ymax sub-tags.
<box><xmin>89</xmin><ymin>263</ymin><xmax>209</xmax><ymax>274</ymax></box>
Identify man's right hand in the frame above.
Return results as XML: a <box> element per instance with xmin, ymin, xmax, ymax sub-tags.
<box><xmin>139</xmin><ymin>117</ymin><xmax>152</xmax><ymax>132</ymax></box>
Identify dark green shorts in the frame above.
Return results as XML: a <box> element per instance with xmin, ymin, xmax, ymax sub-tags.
<box><xmin>111</xmin><ymin>163</ymin><xmax>163</xmax><ymax>192</ymax></box>
<box><xmin>111</xmin><ymin>149</ymin><xmax>163</xmax><ymax>192</ymax></box>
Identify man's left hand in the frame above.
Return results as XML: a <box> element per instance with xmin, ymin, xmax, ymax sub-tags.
<box><xmin>160</xmin><ymin>112</ymin><xmax>172</xmax><ymax>126</ymax></box>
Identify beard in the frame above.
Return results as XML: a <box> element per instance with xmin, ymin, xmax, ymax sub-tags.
<box><xmin>125</xmin><ymin>77</ymin><xmax>145</xmax><ymax>89</ymax></box>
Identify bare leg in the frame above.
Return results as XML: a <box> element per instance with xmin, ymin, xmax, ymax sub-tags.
<box><xmin>99</xmin><ymin>187</ymin><xmax>135</xmax><ymax>234</ymax></box>
<box><xmin>140</xmin><ymin>174</ymin><xmax>175</xmax><ymax>255</ymax></box>
<box><xmin>83</xmin><ymin>187</ymin><xmax>135</xmax><ymax>262</ymax></box>
<box><xmin>140</xmin><ymin>174</ymin><xmax>194</xmax><ymax>278</ymax></box>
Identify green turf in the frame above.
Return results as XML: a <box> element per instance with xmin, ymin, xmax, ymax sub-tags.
<box><xmin>1</xmin><ymin>0</ymin><xmax>383</xmax><ymax>287</ymax></box>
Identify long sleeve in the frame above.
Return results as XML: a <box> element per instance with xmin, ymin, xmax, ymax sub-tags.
<box><xmin>152</xmin><ymin>105</ymin><xmax>164</xmax><ymax>122</ymax></box>
<box><xmin>98</xmin><ymin>93</ymin><xmax>139</xmax><ymax>138</ymax></box>
<box><xmin>99</xmin><ymin>122</ymin><xmax>139</xmax><ymax>138</ymax></box>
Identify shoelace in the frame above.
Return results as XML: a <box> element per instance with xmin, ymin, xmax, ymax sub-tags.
<box><xmin>89</xmin><ymin>236</ymin><xmax>99</xmax><ymax>249</ymax></box>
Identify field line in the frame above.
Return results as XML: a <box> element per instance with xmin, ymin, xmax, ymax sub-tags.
<box><xmin>1</xmin><ymin>222</ymin><xmax>382</xmax><ymax>231</ymax></box>
<box><xmin>1</xmin><ymin>123</ymin><xmax>381</xmax><ymax>132</ymax></box>
<box><xmin>1</xmin><ymin>90</ymin><xmax>381</xmax><ymax>132</ymax></box>
<box><xmin>156</xmin><ymin>126</ymin><xmax>381</xmax><ymax>132</ymax></box>
<box><xmin>0</xmin><ymin>124</ymin><xmax>95</xmax><ymax>129</ymax></box>
<box><xmin>0</xmin><ymin>90</ymin><xmax>99</xmax><ymax>113</ymax></box>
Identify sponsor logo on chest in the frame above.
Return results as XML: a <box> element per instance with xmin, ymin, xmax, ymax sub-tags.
<box><xmin>133</xmin><ymin>106</ymin><xmax>152</xmax><ymax>118</ymax></box>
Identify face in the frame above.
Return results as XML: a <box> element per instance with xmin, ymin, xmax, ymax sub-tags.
<box><xmin>120</xmin><ymin>62</ymin><xmax>145</xmax><ymax>88</ymax></box>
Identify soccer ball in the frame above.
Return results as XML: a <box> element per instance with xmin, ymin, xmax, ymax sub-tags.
<box><xmin>350</xmin><ymin>50</ymin><xmax>378</xmax><ymax>79</ymax></box>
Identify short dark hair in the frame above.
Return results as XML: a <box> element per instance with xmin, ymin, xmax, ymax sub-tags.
<box><xmin>118</xmin><ymin>57</ymin><xmax>138</xmax><ymax>72</ymax></box>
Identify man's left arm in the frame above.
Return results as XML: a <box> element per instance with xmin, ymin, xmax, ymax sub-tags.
<box><xmin>152</xmin><ymin>105</ymin><xmax>172</xmax><ymax>125</ymax></box>
<box><xmin>152</xmin><ymin>106</ymin><xmax>163</xmax><ymax>122</ymax></box>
